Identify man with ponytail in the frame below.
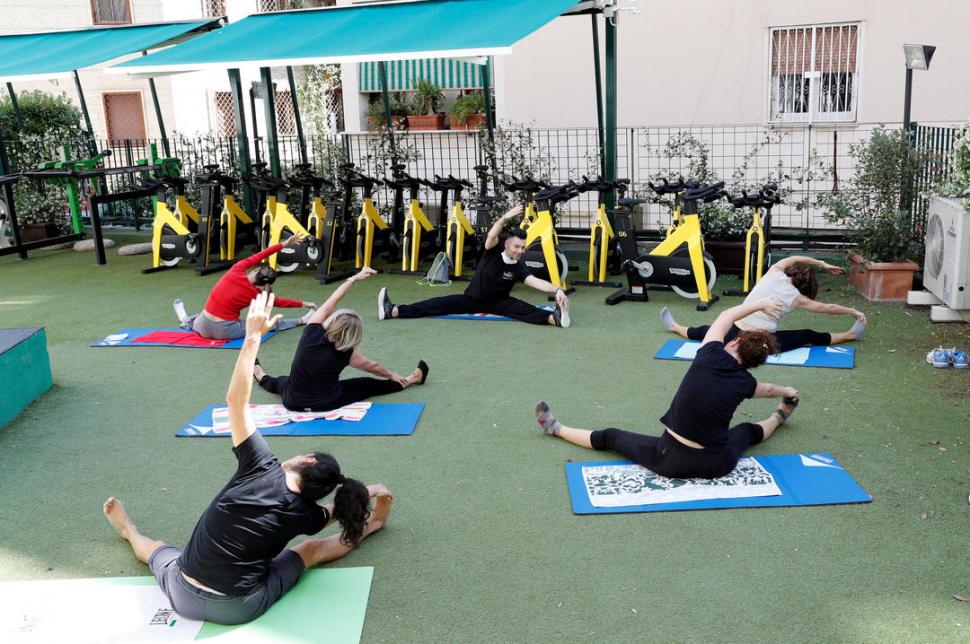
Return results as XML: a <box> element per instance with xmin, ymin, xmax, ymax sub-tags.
<box><xmin>533</xmin><ymin>298</ymin><xmax>801</xmax><ymax>479</ymax></box>
<box><xmin>255</xmin><ymin>266</ymin><xmax>429</xmax><ymax>411</ymax></box>
<box><xmin>103</xmin><ymin>291</ymin><xmax>392</xmax><ymax>625</ymax></box>
<box><xmin>661</xmin><ymin>255</ymin><xmax>867</xmax><ymax>352</ymax></box>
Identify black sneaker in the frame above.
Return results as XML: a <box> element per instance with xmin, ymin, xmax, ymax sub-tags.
<box><xmin>553</xmin><ymin>302</ymin><xmax>571</xmax><ymax>328</ymax></box>
<box><xmin>378</xmin><ymin>287</ymin><xmax>394</xmax><ymax>320</ymax></box>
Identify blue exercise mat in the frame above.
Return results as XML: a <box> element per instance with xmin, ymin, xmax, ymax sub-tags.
<box><xmin>90</xmin><ymin>328</ymin><xmax>276</xmax><ymax>349</ymax></box>
<box><xmin>566</xmin><ymin>453</ymin><xmax>871</xmax><ymax>514</ymax></box>
<box><xmin>177</xmin><ymin>402</ymin><xmax>424</xmax><ymax>437</ymax></box>
<box><xmin>654</xmin><ymin>339</ymin><xmax>855</xmax><ymax>369</ymax></box>
<box><xmin>433</xmin><ymin>305</ymin><xmax>554</xmax><ymax>321</ymax></box>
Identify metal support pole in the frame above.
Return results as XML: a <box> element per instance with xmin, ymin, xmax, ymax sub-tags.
<box><xmin>604</xmin><ymin>15</ymin><xmax>618</xmax><ymax>213</ymax></box>
<box><xmin>73</xmin><ymin>70</ymin><xmax>98</xmax><ymax>156</ymax></box>
<box><xmin>902</xmin><ymin>67</ymin><xmax>913</xmax><ymax>131</ymax></box>
<box><xmin>591</xmin><ymin>14</ymin><xmax>606</xmax><ymax>178</ymax></box>
<box><xmin>228</xmin><ymin>68</ymin><xmax>254</xmax><ymax>215</ymax></box>
<box><xmin>286</xmin><ymin>66</ymin><xmax>308</xmax><ymax>164</ymax></box>
<box><xmin>259</xmin><ymin>67</ymin><xmax>281</xmax><ymax>178</ymax></box>
<box><xmin>142</xmin><ymin>51</ymin><xmax>170</xmax><ymax>156</ymax></box>
<box><xmin>249</xmin><ymin>85</ymin><xmax>261</xmax><ymax>164</ymax></box>
<box><xmin>480</xmin><ymin>58</ymin><xmax>498</xmax><ymax>193</ymax></box>
<box><xmin>6</xmin><ymin>83</ymin><xmax>26</xmax><ymax>135</ymax></box>
<box><xmin>378</xmin><ymin>61</ymin><xmax>398</xmax><ymax>167</ymax></box>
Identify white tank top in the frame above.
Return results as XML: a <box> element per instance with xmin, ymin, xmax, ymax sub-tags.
<box><xmin>738</xmin><ymin>271</ymin><xmax>800</xmax><ymax>332</ymax></box>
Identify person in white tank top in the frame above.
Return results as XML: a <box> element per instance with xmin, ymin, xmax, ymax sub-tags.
<box><xmin>660</xmin><ymin>255</ymin><xmax>869</xmax><ymax>354</ymax></box>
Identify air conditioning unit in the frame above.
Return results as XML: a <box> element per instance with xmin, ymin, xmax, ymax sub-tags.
<box><xmin>922</xmin><ymin>196</ymin><xmax>970</xmax><ymax>310</ymax></box>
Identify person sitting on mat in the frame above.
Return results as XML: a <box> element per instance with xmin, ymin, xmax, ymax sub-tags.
<box><xmin>376</xmin><ymin>205</ymin><xmax>571</xmax><ymax>328</ymax></box>
<box><xmin>173</xmin><ymin>235</ymin><xmax>316</xmax><ymax>340</ymax></box>
<box><xmin>255</xmin><ymin>266</ymin><xmax>428</xmax><ymax>412</ymax></box>
<box><xmin>532</xmin><ymin>297</ymin><xmax>800</xmax><ymax>480</ymax></box>
<box><xmin>660</xmin><ymin>255</ymin><xmax>867</xmax><ymax>353</ymax></box>
<box><xmin>103</xmin><ymin>291</ymin><xmax>393</xmax><ymax>625</ymax></box>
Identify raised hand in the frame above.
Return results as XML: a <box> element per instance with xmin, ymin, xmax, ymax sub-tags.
<box><xmin>284</xmin><ymin>233</ymin><xmax>305</xmax><ymax>248</ymax></box>
<box><xmin>760</xmin><ymin>297</ymin><xmax>784</xmax><ymax>320</ymax></box>
<box><xmin>246</xmin><ymin>291</ymin><xmax>283</xmax><ymax>337</ymax></box>
<box><xmin>503</xmin><ymin>204</ymin><xmax>524</xmax><ymax>220</ymax></box>
<box><xmin>822</xmin><ymin>262</ymin><xmax>844</xmax><ymax>275</ymax></box>
<box><xmin>353</xmin><ymin>266</ymin><xmax>378</xmax><ymax>282</ymax></box>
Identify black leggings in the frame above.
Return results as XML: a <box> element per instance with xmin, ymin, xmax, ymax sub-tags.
<box><xmin>259</xmin><ymin>375</ymin><xmax>404</xmax><ymax>412</ymax></box>
<box><xmin>589</xmin><ymin>425</ymin><xmax>764</xmax><ymax>479</ymax></box>
<box><xmin>686</xmin><ymin>324</ymin><xmax>832</xmax><ymax>354</ymax></box>
<box><xmin>396</xmin><ymin>294</ymin><xmax>551</xmax><ymax>325</ymax></box>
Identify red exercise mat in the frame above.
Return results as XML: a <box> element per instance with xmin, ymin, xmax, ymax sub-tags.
<box><xmin>131</xmin><ymin>330</ymin><xmax>229</xmax><ymax>347</ymax></box>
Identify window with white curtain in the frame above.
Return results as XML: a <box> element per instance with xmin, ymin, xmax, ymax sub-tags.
<box><xmin>769</xmin><ymin>23</ymin><xmax>861</xmax><ymax>123</ymax></box>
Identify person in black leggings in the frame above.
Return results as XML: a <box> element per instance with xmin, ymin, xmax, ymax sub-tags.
<box><xmin>661</xmin><ymin>255</ymin><xmax>867</xmax><ymax>353</ymax></box>
<box><xmin>255</xmin><ymin>267</ymin><xmax>429</xmax><ymax>412</ymax></box>
<box><xmin>533</xmin><ymin>298</ymin><xmax>800</xmax><ymax>479</ymax></box>
<box><xmin>376</xmin><ymin>205</ymin><xmax>571</xmax><ymax>327</ymax></box>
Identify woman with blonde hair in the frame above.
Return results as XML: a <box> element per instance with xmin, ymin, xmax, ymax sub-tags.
<box><xmin>255</xmin><ymin>267</ymin><xmax>428</xmax><ymax>411</ymax></box>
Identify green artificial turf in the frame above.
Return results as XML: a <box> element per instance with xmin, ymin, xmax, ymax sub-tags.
<box><xmin>1</xmin><ymin>236</ymin><xmax>969</xmax><ymax>642</ymax></box>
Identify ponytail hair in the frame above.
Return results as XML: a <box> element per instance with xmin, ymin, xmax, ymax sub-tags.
<box><xmin>294</xmin><ymin>452</ymin><xmax>371</xmax><ymax>547</ymax></box>
<box><xmin>785</xmin><ymin>265</ymin><xmax>818</xmax><ymax>299</ymax></box>
<box><xmin>250</xmin><ymin>265</ymin><xmax>278</xmax><ymax>288</ymax></box>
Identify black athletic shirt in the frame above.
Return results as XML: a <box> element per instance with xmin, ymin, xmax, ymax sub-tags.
<box><xmin>179</xmin><ymin>432</ymin><xmax>328</xmax><ymax>595</ymax></box>
<box><xmin>465</xmin><ymin>244</ymin><xmax>530</xmax><ymax>301</ymax></box>
<box><xmin>283</xmin><ymin>324</ymin><xmax>353</xmax><ymax>411</ymax></box>
<box><xmin>659</xmin><ymin>341</ymin><xmax>758</xmax><ymax>448</ymax></box>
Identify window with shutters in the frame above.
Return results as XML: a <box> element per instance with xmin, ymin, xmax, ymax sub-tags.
<box><xmin>91</xmin><ymin>0</ymin><xmax>132</xmax><ymax>25</ymax></box>
<box><xmin>214</xmin><ymin>92</ymin><xmax>236</xmax><ymax>136</ymax></box>
<box><xmin>103</xmin><ymin>92</ymin><xmax>146</xmax><ymax>145</ymax></box>
<box><xmin>201</xmin><ymin>0</ymin><xmax>227</xmax><ymax>18</ymax></box>
<box><xmin>768</xmin><ymin>23</ymin><xmax>860</xmax><ymax>123</ymax></box>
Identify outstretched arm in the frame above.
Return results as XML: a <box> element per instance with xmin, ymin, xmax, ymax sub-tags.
<box><xmin>226</xmin><ymin>292</ymin><xmax>282</xmax><ymax>447</ymax></box>
<box><xmin>793</xmin><ymin>295</ymin><xmax>866</xmax><ymax>321</ymax></box>
<box><xmin>769</xmin><ymin>255</ymin><xmax>843</xmax><ymax>275</ymax></box>
<box><xmin>484</xmin><ymin>205</ymin><xmax>523</xmax><ymax>250</ymax></box>
<box><xmin>306</xmin><ymin>267</ymin><xmax>377</xmax><ymax>326</ymax></box>
<box><xmin>523</xmin><ymin>275</ymin><xmax>569</xmax><ymax>308</ymax></box>
<box><xmin>348</xmin><ymin>347</ymin><xmax>407</xmax><ymax>387</ymax></box>
<box><xmin>753</xmin><ymin>382</ymin><xmax>799</xmax><ymax>399</ymax></box>
<box><xmin>703</xmin><ymin>297</ymin><xmax>783</xmax><ymax>345</ymax></box>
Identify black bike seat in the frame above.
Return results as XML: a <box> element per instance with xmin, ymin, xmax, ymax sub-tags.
<box><xmin>618</xmin><ymin>197</ymin><xmax>647</xmax><ymax>206</ymax></box>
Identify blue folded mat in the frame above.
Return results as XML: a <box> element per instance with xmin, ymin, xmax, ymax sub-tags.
<box><xmin>91</xmin><ymin>328</ymin><xmax>276</xmax><ymax>349</ymax></box>
<box><xmin>177</xmin><ymin>402</ymin><xmax>424</xmax><ymax>437</ymax></box>
<box><xmin>434</xmin><ymin>305</ymin><xmax>554</xmax><ymax>321</ymax></box>
<box><xmin>566</xmin><ymin>453</ymin><xmax>871</xmax><ymax>514</ymax></box>
<box><xmin>654</xmin><ymin>339</ymin><xmax>855</xmax><ymax>369</ymax></box>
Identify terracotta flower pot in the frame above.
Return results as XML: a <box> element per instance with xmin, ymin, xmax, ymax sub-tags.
<box><xmin>447</xmin><ymin>113</ymin><xmax>487</xmax><ymax>131</ymax></box>
<box><xmin>407</xmin><ymin>114</ymin><xmax>448</xmax><ymax>131</ymax></box>
<box><xmin>847</xmin><ymin>251</ymin><xmax>919</xmax><ymax>302</ymax></box>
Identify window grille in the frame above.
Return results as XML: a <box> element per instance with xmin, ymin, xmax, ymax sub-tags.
<box><xmin>201</xmin><ymin>0</ymin><xmax>227</xmax><ymax>18</ymax></box>
<box><xmin>214</xmin><ymin>92</ymin><xmax>236</xmax><ymax>136</ymax></box>
<box><xmin>769</xmin><ymin>23</ymin><xmax>860</xmax><ymax>123</ymax></box>
<box><xmin>275</xmin><ymin>92</ymin><xmax>296</xmax><ymax>135</ymax></box>
<box><xmin>103</xmin><ymin>92</ymin><xmax>146</xmax><ymax>145</ymax></box>
<box><xmin>91</xmin><ymin>0</ymin><xmax>131</xmax><ymax>24</ymax></box>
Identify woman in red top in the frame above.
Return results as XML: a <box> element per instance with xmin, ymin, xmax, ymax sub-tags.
<box><xmin>173</xmin><ymin>236</ymin><xmax>316</xmax><ymax>340</ymax></box>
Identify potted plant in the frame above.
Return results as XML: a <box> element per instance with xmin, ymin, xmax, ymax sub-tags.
<box><xmin>447</xmin><ymin>92</ymin><xmax>487</xmax><ymax>130</ymax></box>
<box><xmin>366</xmin><ymin>95</ymin><xmax>407</xmax><ymax>131</ymax></box>
<box><xmin>407</xmin><ymin>79</ymin><xmax>447</xmax><ymax>130</ymax></box>
<box><xmin>699</xmin><ymin>204</ymin><xmax>749</xmax><ymax>275</ymax></box>
<box><xmin>821</xmin><ymin>126</ymin><xmax>935</xmax><ymax>301</ymax></box>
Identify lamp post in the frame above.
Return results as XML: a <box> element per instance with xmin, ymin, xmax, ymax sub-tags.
<box><xmin>902</xmin><ymin>44</ymin><xmax>936</xmax><ymax>131</ymax></box>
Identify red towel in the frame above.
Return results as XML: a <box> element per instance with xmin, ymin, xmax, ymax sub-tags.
<box><xmin>132</xmin><ymin>330</ymin><xmax>229</xmax><ymax>347</ymax></box>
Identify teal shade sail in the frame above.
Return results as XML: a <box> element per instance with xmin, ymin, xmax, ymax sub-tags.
<box><xmin>0</xmin><ymin>20</ymin><xmax>222</xmax><ymax>82</ymax></box>
<box><xmin>359</xmin><ymin>58</ymin><xmax>485</xmax><ymax>92</ymax></box>
<box><xmin>111</xmin><ymin>0</ymin><xmax>579</xmax><ymax>75</ymax></box>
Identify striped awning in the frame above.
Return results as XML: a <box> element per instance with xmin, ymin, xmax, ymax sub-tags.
<box><xmin>358</xmin><ymin>58</ymin><xmax>484</xmax><ymax>92</ymax></box>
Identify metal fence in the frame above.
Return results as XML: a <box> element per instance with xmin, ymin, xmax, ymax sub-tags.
<box><xmin>1</xmin><ymin>121</ymin><xmax>959</xmax><ymax>240</ymax></box>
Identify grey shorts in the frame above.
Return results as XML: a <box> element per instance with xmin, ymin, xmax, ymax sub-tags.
<box><xmin>183</xmin><ymin>313</ymin><xmax>300</xmax><ymax>339</ymax></box>
<box><xmin>148</xmin><ymin>545</ymin><xmax>305</xmax><ymax>625</ymax></box>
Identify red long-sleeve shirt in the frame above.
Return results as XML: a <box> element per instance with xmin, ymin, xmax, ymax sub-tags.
<box><xmin>204</xmin><ymin>244</ymin><xmax>303</xmax><ymax>321</ymax></box>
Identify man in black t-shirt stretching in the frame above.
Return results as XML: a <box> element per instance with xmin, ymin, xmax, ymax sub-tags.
<box><xmin>377</xmin><ymin>205</ymin><xmax>572</xmax><ymax>327</ymax></box>
<box><xmin>103</xmin><ymin>292</ymin><xmax>394</xmax><ymax>625</ymax></box>
<box><xmin>532</xmin><ymin>297</ymin><xmax>800</xmax><ymax>479</ymax></box>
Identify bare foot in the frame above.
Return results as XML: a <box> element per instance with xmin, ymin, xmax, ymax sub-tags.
<box><xmin>103</xmin><ymin>496</ymin><xmax>133</xmax><ymax>541</ymax></box>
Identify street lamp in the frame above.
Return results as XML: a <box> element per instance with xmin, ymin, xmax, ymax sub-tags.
<box><xmin>902</xmin><ymin>44</ymin><xmax>936</xmax><ymax>130</ymax></box>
